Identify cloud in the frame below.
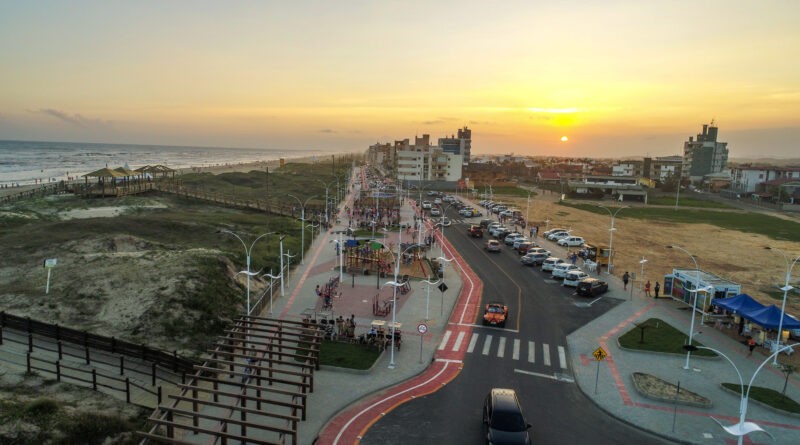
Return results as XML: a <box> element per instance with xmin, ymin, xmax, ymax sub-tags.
<box><xmin>37</xmin><ymin>108</ymin><xmax>113</xmax><ymax>129</ymax></box>
<box><xmin>318</xmin><ymin>128</ymin><xmax>337</xmax><ymax>133</ymax></box>
<box><xmin>420</xmin><ymin>116</ymin><xmax>459</xmax><ymax>125</ymax></box>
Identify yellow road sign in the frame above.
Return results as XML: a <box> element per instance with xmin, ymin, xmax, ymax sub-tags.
<box><xmin>592</xmin><ymin>347</ymin><xmax>607</xmax><ymax>362</ymax></box>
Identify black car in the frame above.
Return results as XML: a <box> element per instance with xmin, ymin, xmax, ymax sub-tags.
<box><xmin>480</xmin><ymin>218</ymin><xmax>494</xmax><ymax>229</ymax></box>
<box><xmin>483</xmin><ymin>388</ymin><xmax>532</xmax><ymax>445</ymax></box>
<box><xmin>576</xmin><ymin>277</ymin><xmax>609</xmax><ymax>297</ymax></box>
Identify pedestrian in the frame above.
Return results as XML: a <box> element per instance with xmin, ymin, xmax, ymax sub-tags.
<box><xmin>530</xmin><ymin>227</ymin><xmax>534</xmax><ymax>238</ymax></box>
<box><xmin>622</xmin><ymin>271</ymin><xmax>630</xmax><ymax>290</ymax></box>
<box><xmin>747</xmin><ymin>336</ymin><xmax>756</xmax><ymax>356</ymax></box>
<box><xmin>654</xmin><ymin>282</ymin><xmax>660</xmax><ymax>298</ymax></box>
<box><xmin>644</xmin><ymin>280</ymin><xmax>651</xmax><ymax>297</ymax></box>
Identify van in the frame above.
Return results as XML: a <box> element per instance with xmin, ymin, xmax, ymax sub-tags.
<box><xmin>483</xmin><ymin>388</ymin><xmax>532</xmax><ymax>445</ymax></box>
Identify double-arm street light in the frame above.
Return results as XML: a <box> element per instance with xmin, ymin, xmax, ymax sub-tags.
<box><xmin>382</xmin><ymin>208</ymin><xmax>418</xmax><ymax>369</ymax></box>
<box><xmin>668</xmin><ymin>244</ymin><xmax>713</xmax><ymax>370</ymax></box>
<box><xmin>598</xmin><ymin>205</ymin><xmax>627</xmax><ymax>274</ymax></box>
<box><xmin>219</xmin><ymin>229</ymin><xmax>273</xmax><ymax>315</ymax></box>
<box><xmin>684</xmin><ymin>343</ymin><xmax>799</xmax><ymax>445</ymax></box>
<box><xmin>288</xmin><ymin>193</ymin><xmax>317</xmax><ymax>265</ymax></box>
<box><xmin>317</xmin><ymin>179</ymin><xmax>336</xmax><ymax>228</ymax></box>
<box><xmin>764</xmin><ymin>246</ymin><xmax>800</xmax><ymax>365</ymax></box>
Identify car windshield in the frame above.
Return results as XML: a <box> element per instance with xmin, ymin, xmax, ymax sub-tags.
<box><xmin>491</xmin><ymin>411</ymin><xmax>526</xmax><ymax>431</ymax></box>
<box><xmin>488</xmin><ymin>306</ymin><xmax>504</xmax><ymax>313</ymax></box>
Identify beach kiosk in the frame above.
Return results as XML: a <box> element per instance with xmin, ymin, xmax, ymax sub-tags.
<box><xmin>663</xmin><ymin>268</ymin><xmax>741</xmax><ymax>319</ymax></box>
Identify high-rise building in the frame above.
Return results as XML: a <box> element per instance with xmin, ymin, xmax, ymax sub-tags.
<box><xmin>682</xmin><ymin>122</ymin><xmax>728</xmax><ymax>182</ymax></box>
<box><xmin>458</xmin><ymin>126</ymin><xmax>472</xmax><ymax>163</ymax></box>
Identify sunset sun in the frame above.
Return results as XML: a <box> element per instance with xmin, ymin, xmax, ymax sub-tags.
<box><xmin>561</xmin><ymin>136</ymin><xmax>569</xmax><ymax>142</ymax></box>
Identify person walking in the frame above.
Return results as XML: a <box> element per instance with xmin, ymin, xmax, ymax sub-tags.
<box><xmin>654</xmin><ymin>281</ymin><xmax>660</xmax><ymax>298</ymax></box>
<box><xmin>747</xmin><ymin>336</ymin><xmax>756</xmax><ymax>356</ymax></box>
<box><xmin>622</xmin><ymin>271</ymin><xmax>630</xmax><ymax>290</ymax></box>
<box><xmin>644</xmin><ymin>280</ymin><xmax>651</xmax><ymax>297</ymax></box>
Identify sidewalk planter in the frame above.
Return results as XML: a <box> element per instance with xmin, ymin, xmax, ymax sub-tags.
<box><xmin>631</xmin><ymin>372</ymin><xmax>712</xmax><ymax>408</ymax></box>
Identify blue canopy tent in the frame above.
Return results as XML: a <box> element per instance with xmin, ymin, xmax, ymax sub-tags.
<box><xmin>710</xmin><ymin>293</ymin><xmax>765</xmax><ymax>315</ymax></box>
<box><xmin>745</xmin><ymin>305</ymin><xmax>800</xmax><ymax>330</ymax></box>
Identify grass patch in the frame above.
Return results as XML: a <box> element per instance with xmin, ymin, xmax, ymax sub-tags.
<box><xmin>319</xmin><ymin>341</ymin><xmax>382</xmax><ymax>370</ymax></box>
<box><xmin>488</xmin><ymin>186</ymin><xmax>535</xmax><ymax>198</ymax></box>
<box><xmin>647</xmin><ymin>196</ymin><xmax>732</xmax><ymax>208</ymax></box>
<box><xmin>558</xmin><ymin>202</ymin><xmax>800</xmax><ymax>242</ymax></box>
<box><xmin>618</xmin><ymin>318</ymin><xmax>716</xmax><ymax>356</ymax></box>
<box><xmin>722</xmin><ymin>383</ymin><xmax>800</xmax><ymax>414</ymax></box>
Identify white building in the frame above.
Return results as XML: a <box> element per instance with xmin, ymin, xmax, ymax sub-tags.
<box><xmin>730</xmin><ymin>164</ymin><xmax>800</xmax><ymax>193</ymax></box>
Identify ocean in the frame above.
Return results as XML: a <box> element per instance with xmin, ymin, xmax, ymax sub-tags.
<box><xmin>0</xmin><ymin>140</ymin><xmax>328</xmax><ymax>186</ymax></box>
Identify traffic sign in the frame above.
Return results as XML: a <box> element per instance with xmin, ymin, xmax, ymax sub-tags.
<box><xmin>437</xmin><ymin>282</ymin><xmax>448</xmax><ymax>292</ymax></box>
<box><xmin>417</xmin><ymin>323</ymin><xmax>428</xmax><ymax>335</ymax></box>
<box><xmin>44</xmin><ymin>258</ymin><xmax>57</xmax><ymax>268</ymax></box>
<box><xmin>592</xmin><ymin>347</ymin><xmax>607</xmax><ymax>362</ymax></box>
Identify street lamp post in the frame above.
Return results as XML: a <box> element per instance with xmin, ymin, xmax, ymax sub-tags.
<box><xmin>764</xmin><ymin>247</ymin><xmax>800</xmax><ymax>365</ymax></box>
<box><xmin>437</xmin><ymin>256</ymin><xmax>453</xmax><ymax>316</ymax></box>
<box><xmin>525</xmin><ymin>191</ymin><xmax>532</xmax><ymax>231</ymax></box>
<box><xmin>684</xmin><ymin>343</ymin><xmax>800</xmax><ymax>445</ymax></box>
<box><xmin>218</xmin><ymin>229</ymin><xmax>273</xmax><ymax>315</ymax></box>
<box><xmin>278</xmin><ymin>235</ymin><xmax>286</xmax><ymax>297</ymax></box>
<box><xmin>317</xmin><ymin>179</ymin><xmax>335</xmax><ymax>229</ymax></box>
<box><xmin>263</xmin><ymin>269</ymin><xmax>281</xmax><ymax>315</ymax></box>
<box><xmin>283</xmin><ymin>250</ymin><xmax>296</xmax><ymax>284</ymax></box>
<box><xmin>668</xmin><ymin>244</ymin><xmax>712</xmax><ymax>370</ymax></box>
<box><xmin>598</xmin><ymin>205</ymin><xmax>627</xmax><ymax>274</ymax></box>
<box><xmin>639</xmin><ymin>257</ymin><xmax>648</xmax><ymax>292</ymax></box>
<box><xmin>288</xmin><ymin>193</ymin><xmax>317</xmax><ymax>265</ymax></box>
<box><xmin>420</xmin><ymin>277</ymin><xmax>440</xmax><ymax>321</ymax></box>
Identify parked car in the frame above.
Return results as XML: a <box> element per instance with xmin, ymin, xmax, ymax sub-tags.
<box><xmin>468</xmin><ymin>225</ymin><xmax>484</xmax><ymax>238</ymax></box>
<box><xmin>504</xmin><ymin>233</ymin><xmax>523</xmax><ymax>245</ymax></box>
<box><xmin>541</xmin><ymin>257</ymin><xmax>566</xmax><ymax>272</ymax></box>
<box><xmin>552</xmin><ymin>263</ymin><xmax>581</xmax><ymax>279</ymax></box>
<box><xmin>527</xmin><ymin>247</ymin><xmax>551</xmax><ymax>257</ymax></box>
<box><xmin>547</xmin><ymin>231</ymin><xmax>570</xmax><ymax>241</ymax></box>
<box><xmin>480</xmin><ymin>219</ymin><xmax>494</xmax><ymax>228</ymax></box>
<box><xmin>563</xmin><ymin>270</ymin><xmax>590</xmax><ymax>287</ymax></box>
<box><xmin>422</xmin><ymin>201</ymin><xmax>432</xmax><ymax>209</ymax></box>
<box><xmin>558</xmin><ymin>236</ymin><xmax>585</xmax><ymax>247</ymax></box>
<box><xmin>513</xmin><ymin>237</ymin><xmax>530</xmax><ymax>249</ymax></box>
<box><xmin>576</xmin><ymin>278</ymin><xmax>609</xmax><ymax>297</ymax></box>
<box><xmin>516</xmin><ymin>242</ymin><xmax>534</xmax><ymax>255</ymax></box>
<box><xmin>486</xmin><ymin>239</ymin><xmax>502</xmax><ymax>252</ymax></box>
<box><xmin>483</xmin><ymin>303</ymin><xmax>508</xmax><ymax>327</ymax></box>
<box><xmin>542</xmin><ymin>228</ymin><xmax>566</xmax><ymax>238</ymax></box>
<box><xmin>489</xmin><ymin>225</ymin><xmax>508</xmax><ymax>237</ymax></box>
<box><xmin>521</xmin><ymin>252</ymin><xmax>549</xmax><ymax>266</ymax></box>
<box><xmin>483</xmin><ymin>388</ymin><xmax>532</xmax><ymax>445</ymax></box>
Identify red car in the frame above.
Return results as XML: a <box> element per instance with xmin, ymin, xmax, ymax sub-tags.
<box><xmin>468</xmin><ymin>225</ymin><xmax>484</xmax><ymax>238</ymax></box>
<box><xmin>483</xmin><ymin>303</ymin><xmax>508</xmax><ymax>327</ymax></box>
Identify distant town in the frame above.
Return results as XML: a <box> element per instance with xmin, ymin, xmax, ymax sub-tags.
<box><xmin>366</xmin><ymin>122</ymin><xmax>800</xmax><ymax>209</ymax></box>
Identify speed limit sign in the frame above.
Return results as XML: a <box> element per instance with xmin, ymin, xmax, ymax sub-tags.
<box><xmin>417</xmin><ymin>323</ymin><xmax>428</xmax><ymax>335</ymax></box>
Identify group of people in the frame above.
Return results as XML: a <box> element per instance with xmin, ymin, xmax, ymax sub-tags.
<box><xmin>621</xmin><ymin>272</ymin><xmax>661</xmax><ymax>297</ymax></box>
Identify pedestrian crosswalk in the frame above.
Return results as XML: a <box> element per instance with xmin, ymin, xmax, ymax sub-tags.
<box><xmin>439</xmin><ymin>329</ymin><xmax>568</xmax><ymax>369</ymax></box>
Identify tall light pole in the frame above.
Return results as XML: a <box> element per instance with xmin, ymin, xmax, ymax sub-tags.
<box><xmin>263</xmin><ymin>269</ymin><xmax>281</xmax><ymax>315</ymax></box>
<box><xmin>598</xmin><ymin>205</ymin><xmax>627</xmax><ymax>274</ymax></box>
<box><xmin>764</xmin><ymin>247</ymin><xmax>800</xmax><ymax>365</ymax></box>
<box><xmin>436</xmin><ymin>256</ymin><xmax>453</xmax><ymax>316</ymax></box>
<box><xmin>218</xmin><ymin>229</ymin><xmax>273</xmax><ymax>315</ymax></box>
<box><xmin>525</xmin><ymin>191</ymin><xmax>532</xmax><ymax>231</ymax></box>
<box><xmin>639</xmin><ymin>257</ymin><xmax>648</xmax><ymax>292</ymax></box>
<box><xmin>278</xmin><ymin>235</ymin><xmax>286</xmax><ymax>297</ymax></box>
<box><xmin>684</xmin><ymin>343</ymin><xmax>800</xmax><ymax>445</ymax></box>
<box><xmin>317</xmin><ymin>179</ymin><xmax>335</xmax><ymax>229</ymax></box>
<box><xmin>382</xmin><ymin>209</ymin><xmax>417</xmax><ymax>370</ymax></box>
<box><xmin>668</xmin><ymin>244</ymin><xmax>712</xmax><ymax>370</ymax></box>
<box><xmin>420</xmin><ymin>276</ymin><xmax>440</xmax><ymax>321</ymax></box>
<box><xmin>288</xmin><ymin>193</ymin><xmax>317</xmax><ymax>265</ymax></box>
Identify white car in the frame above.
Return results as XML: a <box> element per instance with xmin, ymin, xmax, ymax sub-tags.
<box><xmin>489</xmin><ymin>226</ymin><xmax>509</xmax><ymax>237</ymax></box>
<box><xmin>542</xmin><ymin>228</ymin><xmax>566</xmax><ymax>238</ymax></box>
<box><xmin>434</xmin><ymin>198</ymin><xmax>442</xmax><ymax>205</ymax></box>
<box><xmin>528</xmin><ymin>247</ymin><xmax>551</xmax><ymax>257</ymax></box>
<box><xmin>563</xmin><ymin>270</ymin><xmax>590</xmax><ymax>287</ymax></box>
<box><xmin>541</xmin><ymin>257</ymin><xmax>566</xmax><ymax>272</ymax></box>
<box><xmin>513</xmin><ymin>237</ymin><xmax>530</xmax><ymax>249</ymax></box>
<box><xmin>430</xmin><ymin>208</ymin><xmax>441</xmax><ymax>217</ymax></box>
<box><xmin>552</xmin><ymin>263</ymin><xmax>581</xmax><ymax>279</ymax></box>
<box><xmin>558</xmin><ymin>236</ymin><xmax>585</xmax><ymax>247</ymax></box>
<box><xmin>547</xmin><ymin>231</ymin><xmax>570</xmax><ymax>241</ymax></box>
<box><xmin>504</xmin><ymin>233</ymin><xmax>523</xmax><ymax>245</ymax></box>
<box><xmin>422</xmin><ymin>201</ymin><xmax>432</xmax><ymax>209</ymax></box>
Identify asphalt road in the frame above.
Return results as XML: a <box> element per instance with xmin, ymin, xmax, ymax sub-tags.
<box><xmin>362</xmin><ymin>209</ymin><xmax>676</xmax><ymax>445</ymax></box>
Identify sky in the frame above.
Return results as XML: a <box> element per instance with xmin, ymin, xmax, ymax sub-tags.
<box><xmin>1</xmin><ymin>1</ymin><xmax>798</xmax><ymax>158</ymax></box>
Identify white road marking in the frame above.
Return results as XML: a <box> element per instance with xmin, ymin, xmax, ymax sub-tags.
<box><xmin>543</xmin><ymin>343</ymin><xmax>551</xmax><ymax>366</ymax></box>
<box><xmin>528</xmin><ymin>341</ymin><xmax>535</xmax><ymax>363</ymax></box>
<box><xmin>467</xmin><ymin>333</ymin><xmax>479</xmax><ymax>353</ymax></box>
<box><xmin>514</xmin><ymin>369</ymin><xmax>575</xmax><ymax>383</ymax></box>
<box><xmin>438</xmin><ymin>330</ymin><xmax>452</xmax><ymax>350</ymax></box>
<box><xmin>497</xmin><ymin>337</ymin><xmax>506</xmax><ymax>358</ymax></box>
<box><xmin>512</xmin><ymin>339</ymin><xmax>520</xmax><ymax>361</ymax></box>
<box><xmin>558</xmin><ymin>346</ymin><xmax>567</xmax><ymax>369</ymax></box>
<box><xmin>452</xmin><ymin>331</ymin><xmax>466</xmax><ymax>352</ymax></box>
<box><xmin>482</xmin><ymin>335</ymin><xmax>493</xmax><ymax>356</ymax></box>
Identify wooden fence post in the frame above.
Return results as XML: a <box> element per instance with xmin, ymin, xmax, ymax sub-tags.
<box><xmin>57</xmin><ymin>341</ymin><xmax>63</xmax><ymax>360</ymax></box>
<box><xmin>120</xmin><ymin>356</ymin><xmax>124</xmax><ymax>375</ymax></box>
<box><xmin>26</xmin><ymin>353</ymin><xmax>31</xmax><ymax>373</ymax></box>
<box><xmin>151</xmin><ymin>362</ymin><xmax>156</xmax><ymax>386</ymax></box>
<box><xmin>125</xmin><ymin>378</ymin><xmax>130</xmax><ymax>403</ymax></box>
<box><xmin>84</xmin><ymin>346</ymin><xmax>90</xmax><ymax>365</ymax></box>
<box><xmin>28</xmin><ymin>333</ymin><xmax>33</xmax><ymax>352</ymax></box>
<box><xmin>92</xmin><ymin>369</ymin><xmax>97</xmax><ymax>390</ymax></box>
<box><xmin>56</xmin><ymin>360</ymin><xmax>61</xmax><ymax>382</ymax></box>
